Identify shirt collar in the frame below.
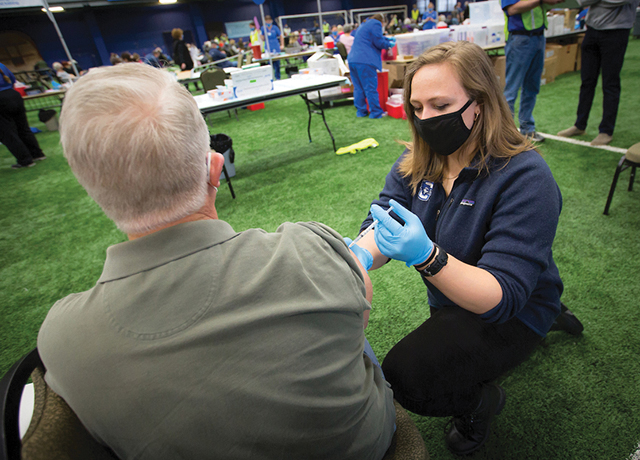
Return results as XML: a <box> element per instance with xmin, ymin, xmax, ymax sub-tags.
<box><xmin>98</xmin><ymin>220</ymin><xmax>237</xmax><ymax>283</ymax></box>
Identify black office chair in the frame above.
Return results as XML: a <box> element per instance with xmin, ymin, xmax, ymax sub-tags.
<box><xmin>200</xmin><ymin>68</ymin><xmax>227</xmax><ymax>91</ymax></box>
<box><xmin>603</xmin><ymin>142</ymin><xmax>640</xmax><ymax>215</ymax></box>
<box><xmin>200</xmin><ymin>68</ymin><xmax>239</xmax><ymax>121</ymax></box>
<box><xmin>336</xmin><ymin>41</ymin><xmax>349</xmax><ymax>62</ymax></box>
<box><xmin>2</xmin><ymin>349</ymin><xmax>428</xmax><ymax>460</ymax></box>
<box><xmin>0</xmin><ymin>348</ymin><xmax>119</xmax><ymax>460</ymax></box>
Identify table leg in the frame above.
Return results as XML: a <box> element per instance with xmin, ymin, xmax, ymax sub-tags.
<box><xmin>299</xmin><ymin>92</ymin><xmax>337</xmax><ymax>152</ymax></box>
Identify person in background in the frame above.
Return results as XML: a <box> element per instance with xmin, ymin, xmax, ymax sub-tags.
<box><xmin>249</xmin><ymin>21</ymin><xmax>262</xmax><ymax>51</ymax></box>
<box><xmin>347</xmin><ymin>14</ymin><xmax>395</xmax><ymax>119</ymax></box>
<box><xmin>61</xmin><ymin>60</ymin><xmax>79</xmax><ymax>76</ymax></box>
<box><xmin>0</xmin><ymin>63</ymin><xmax>46</xmax><ymax>169</ymax></box>
<box><xmin>38</xmin><ymin>62</ymin><xmax>396</xmax><ymax>460</ymax></box>
<box><xmin>347</xmin><ymin>40</ymin><xmax>579</xmax><ymax>456</ymax></box>
<box><xmin>143</xmin><ymin>49</ymin><xmax>162</xmax><ymax>68</ymax></box>
<box><xmin>422</xmin><ymin>3</ymin><xmax>438</xmax><ymax>30</ymax></box>
<box><xmin>52</xmin><ymin>62</ymin><xmax>74</xmax><ymax>83</ymax></box>
<box><xmin>155</xmin><ymin>47</ymin><xmax>171</xmax><ymax>66</ymax></box>
<box><xmin>502</xmin><ymin>0</ymin><xmax>563</xmax><ymax>143</ymax></box>
<box><xmin>120</xmin><ymin>51</ymin><xmax>133</xmax><ymax>62</ymax></box>
<box><xmin>283</xmin><ymin>23</ymin><xmax>292</xmax><ymax>36</ymax></box>
<box><xmin>208</xmin><ymin>41</ymin><xmax>235</xmax><ymax>69</ymax></box>
<box><xmin>330</xmin><ymin>25</ymin><xmax>340</xmax><ymax>43</ymax></box>
<box><xmin>454</xmin><ymin>2</ymin><xmax>464</xmax><ymax>23</ymax></box>
<box><xmin>228</xmin><ymin>39</ymin><xmax>239</xmax><ymax>56</ymax></box>
<box><xmin>557</xmin><ymin>0</ymin><xmax>639</xmax><ymax>146</ymax></box>
<box><xmin>187</xmin><ymin>43</ymin><xmax>201</xmax><ymax>67</ymax></box>
<box><xmin>323</xmin><ymin>20</ymin><xmax>331</xmax><ymax>34</ymax></box>
<box><xmin>411</xmin><ymin>3</ymin><xmax>421</xmax><ymax>23</ymax></box>
<box><xmin>131</xmin><ymin>53</ymin><xmax>141</xmax><ymax>63</ymax></box>
<box><xmin>339</xmin><ymin>25</ymin><xmax>355</xmax><ymax>54</ymax></box>
<box><xmin>110</xmin><ymin>53</ymin><xmax>123</xmax><ymax>66</ymax></box>
<box><xmin>171</xmin><ymin>28</ymin><xmax>194</xmax><ymax>71</ymax></box>
<box><xmin>261</xmin><ymin>15</ymin><xmax>284</xmax><ymax>79</ymax></box>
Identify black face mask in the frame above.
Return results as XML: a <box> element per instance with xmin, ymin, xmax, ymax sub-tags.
<box><xmin>413</xmin><ymin>99</ymin><xmax>475</xmax><ymax>156</ymax></box>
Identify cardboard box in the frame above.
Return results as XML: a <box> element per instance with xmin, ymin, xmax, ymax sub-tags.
<box><xmin>382</xmin><ymin>61</ymin><xmax>409</xmax><ymax>88</ymax></box>
<box><xmin>564</xmin><ymin>9</ymin><xmax>579</xmax><ymax>31</ymax></box>
<box><xmin>490</xmin><ymin>55</ymin><xmax>506</xmax><ymax>90</ymax></box>
<box><xmin>557</xmin><ymin>43</ymin><xmax>578</xmax><ymax>75</ymax></box>
<box><xmin>545</xmin><ymin>43</ymin><xmax>562</xmax><ymax>60</ymax></box>
<box><xmin>541</xmin><ymin>55</ymin><xmax>558</xmax><ymax>85</ymax></box>
<box><xmin>231</xmin><ymin>65</ymin><xmax>273</xmax><ymax>98</ymax></box>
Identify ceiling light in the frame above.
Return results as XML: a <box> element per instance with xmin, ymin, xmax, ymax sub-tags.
<box><xmin>159</xmin><ymin>0</ymin><xmax>177</xmax><ymax>4</ymax></box>
<box><xmin>42</xmin><ymin>6</ymin><xmax>64</xmax><ymax>12</ymax></box>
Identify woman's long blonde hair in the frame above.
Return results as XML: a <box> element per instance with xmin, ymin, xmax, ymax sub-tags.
<box><xmin>399</xmin><ymin>40</ymin><xmax>534</xmax><ymax>195</ymax></box>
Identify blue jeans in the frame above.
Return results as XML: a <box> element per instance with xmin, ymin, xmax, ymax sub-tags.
<box><xmin>349</xmin><ymin>63</ymin><xmax>384</xmax><ymax>119</ymax></box>
<box><xmin>504</xmin><ymin>34</ymin><xmax>545</xmax><ymax>134</ymax></box>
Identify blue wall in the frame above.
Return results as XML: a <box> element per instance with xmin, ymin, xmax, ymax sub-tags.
<box><xmin>1</xmin><ymin>0</ymin><xmax>412</xmax><ymax>70</ymax></box>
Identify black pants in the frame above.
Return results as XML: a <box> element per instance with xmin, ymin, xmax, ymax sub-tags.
<box><xmin>575</xmin><ymin>28</ymin><xmax>630</xmax><ymax>136</ymax></box>
<box><xmin>381</xmin><ymin>305</ymin><xmax>542</xmax><ymax>417</ymax></box>
<box><xmin>0</xmin><ymin>88</ymin><xmax>45</xmax><ymax>166</ymax></box>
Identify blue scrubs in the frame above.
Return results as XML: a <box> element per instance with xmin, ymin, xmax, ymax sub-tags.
<box><xmin>262</xmin><ymin>23</ymin><xmax>282</xmax><ymax>79</ymax></box>
<box><xmin>422</xmin><ymin>9</ymin><xmax>438</xmax><ymax>29</ymax></box>
<box><xmin>347</xmin><ymin>18</ymin><xmax>392</xmax><ymax>118</ymax></box>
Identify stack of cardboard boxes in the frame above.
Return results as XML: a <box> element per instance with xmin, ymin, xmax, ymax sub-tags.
<box><xmin>541</xmin><ymin>34</ymin><xmax>584</xmax><ymax>85</ymax></box>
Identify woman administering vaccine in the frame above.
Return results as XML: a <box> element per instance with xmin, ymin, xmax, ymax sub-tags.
<box><xmin>346</xmin><ymin>41</ymin><xmax>566</xmax><ymax>455</ymax></box>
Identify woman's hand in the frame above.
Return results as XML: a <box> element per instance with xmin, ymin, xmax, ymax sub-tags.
<box><xmin>371</xmin><ymin>199</ymin><xmax>434</xmax><ymax>267</ymax></box>
<box><xmin>343</xmin><ymin>238</ymin><xmax>373</xmax><ymax>271</ymax></box>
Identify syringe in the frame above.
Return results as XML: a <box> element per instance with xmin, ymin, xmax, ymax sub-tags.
<box><xmin>349</xmin><ymin>206</ymin><xmax>394</xmax><ymax>248</ymax></box>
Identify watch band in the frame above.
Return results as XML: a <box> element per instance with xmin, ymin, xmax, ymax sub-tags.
<box><xmin>415</xmin><ymin>243</ymin><xmax>448</xmax><ymax>277</ymax></box>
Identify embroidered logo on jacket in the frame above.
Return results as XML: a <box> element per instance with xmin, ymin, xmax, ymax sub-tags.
<box><xmin>460</xmin><ymin>199</ymin><xmax>475</xmax><ymax>207</ymax></box>
<box><xmin>418</xmin><ymin>181</ymin><xmax>434</xmax><ymax>202</ymax></box>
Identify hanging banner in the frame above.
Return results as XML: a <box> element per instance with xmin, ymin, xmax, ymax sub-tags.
<box><xmin>0</xmin><ymin>0</ymin><xmax>43</xmax><ymax>8</ymax></box>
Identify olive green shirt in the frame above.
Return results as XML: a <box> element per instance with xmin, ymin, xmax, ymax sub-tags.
<box><xmin>38</xmin><ymin>220</ymin><xmax>395</xmax><ymax>460</ymax></box>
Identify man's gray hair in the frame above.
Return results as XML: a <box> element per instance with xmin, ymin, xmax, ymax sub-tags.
<box><xmin>60</xmin><ymin>63</ymin><xmax>210</xmax><ymax>234</ymax></box>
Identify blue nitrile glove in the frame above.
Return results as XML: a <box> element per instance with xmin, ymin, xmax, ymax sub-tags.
<box><xmin>344</xmin><ymin>237</ymin><xmax>373</xmax><ymax>271</ymax></box>
<box><xmin>371</xmin><ymin>199</ymin><xmax>434</xmax><ymax>267</ymax></box>
<box><xmin>387</xmin><ymin>37</ymin><xmax>397</xmax><ymax>48</ymax></box>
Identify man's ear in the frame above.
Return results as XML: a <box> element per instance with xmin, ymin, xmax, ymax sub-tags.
<box><xmin>209</xmin><ymin>151</ymin><xmax>225</xmax><ymax>189</ymax></box>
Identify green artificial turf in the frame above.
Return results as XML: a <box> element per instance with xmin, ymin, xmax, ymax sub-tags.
<box><xmin>1</xmin><ymin>38</ymin><xmax>640</xmax><ymax>459</ymax></box>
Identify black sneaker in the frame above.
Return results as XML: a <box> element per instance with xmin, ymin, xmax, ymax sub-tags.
<box><xmin>445</xmin><ymin>383</ymin><xmax>506</xmax><ymax>455</ymax></box>
<box><xmin>521</xmin><ymin>130</ymin><xmax>545</xmax><ymax>143</ymax></box>
<box><xmin>11</xmin><ymin>162</ymin><xmax>36</xmax><ymax>169</ymax></box>
<box><xmin>550</xmin><ymin>302</ymin><xmax>584</xmax><ymax>336</ymax></box>
<box><xmin>33</xmin><ymin>155</ymin><xmax>47</xmax><ymax>161</ymax></box>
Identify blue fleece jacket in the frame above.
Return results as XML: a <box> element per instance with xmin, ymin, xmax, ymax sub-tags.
<box><xmin>361</xmin><ymin>149</ymin><xmax>563</xmax><ymax>336</ymax></box>
<box><xmin>348</xmin><ymin>18</ymin><xmax>391</xmax><ymax>70</ymax></box>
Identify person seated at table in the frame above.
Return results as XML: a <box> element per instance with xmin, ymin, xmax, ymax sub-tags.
<box><xmin>143</xmin><ymin>49</ymin><xmax>162</xmax><ymax>68</ymax></box>
<box><xmin>61</xmin><ymin>60</ymin><xmax>79</xmax><ymax>76</ymax></box>
<box><xmin>38</xmin><ymin>62</ymin><xmax>397</xmax><ymax>460</ymax></box>
<box><xmin>52</xmin><ymin>61</ymin><xmax>75</xmax><ymax>83</ymax></box>
<box><xmin>339</xmin><ymin>25</ymin><xmax>355</xmax><ymax>54</ymax></box>
<box><xmin>208</xmin><ymin>41</ymin><xmax>235</xmax><ymax>68</ymax></box>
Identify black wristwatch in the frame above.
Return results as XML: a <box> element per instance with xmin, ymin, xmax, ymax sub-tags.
<box><xmin>415</xmin><ymin>243</ymin><xmax>448</xmax><ymax>277</ymax></box>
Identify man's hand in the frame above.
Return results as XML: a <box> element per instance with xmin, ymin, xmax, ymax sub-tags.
<box><xmin>181</xmin><ymin>63</ymin><xmax>186</xmax><ymax>70</ymax></box>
